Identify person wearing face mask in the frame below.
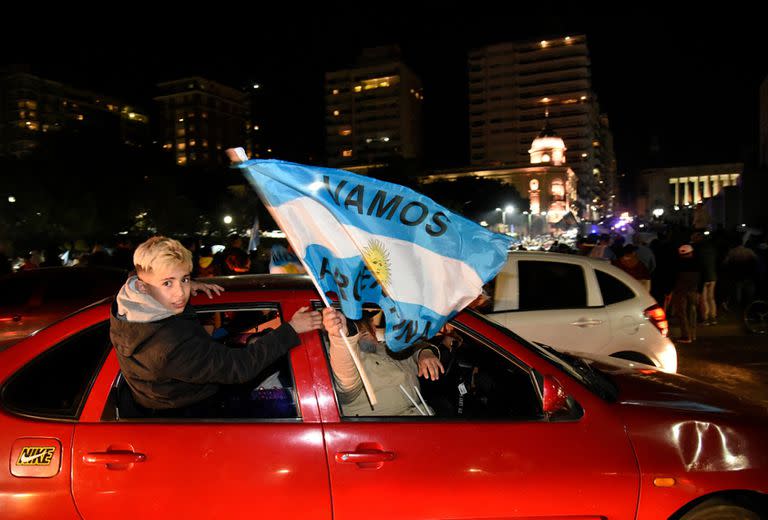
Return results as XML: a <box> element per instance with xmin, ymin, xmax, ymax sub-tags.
<box><xmin>322</xmin><ymin>307</ymin><xmax>443</xmax><ymax>416</ymax></box>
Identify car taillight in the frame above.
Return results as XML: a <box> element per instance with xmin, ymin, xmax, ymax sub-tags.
<box><xmin>644</xmin><ymin>304</ymin><xmax>668</xmax><ymax>337</ymax></box>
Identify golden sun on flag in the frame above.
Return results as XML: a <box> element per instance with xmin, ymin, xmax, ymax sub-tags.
<box><xmin>362</xmin><ymin>239</ymin><xmax>392</xmax><ymax>288</ymax></box>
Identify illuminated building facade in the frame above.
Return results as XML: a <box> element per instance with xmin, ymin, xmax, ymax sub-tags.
<box><xmin>420</xmin><ymin>124</ymin><xmax>578</xmax><ymax>235</ymax></box>
<box><xmin>325</xmin><ymin>46</ymin><xmax>424</xmax><ymax>169</ymax></box>
<box><xmin>0</xmin><ymin>71</ymin><xmax>149</xmax><ymax>157</ymax></box>
<box><xmin>468</xmin><ymin>35</ymin><xmax>614</xmax><ymax>216</ymax></box>
<box><xmin>637</xmin><ymin>163</ymin><xmax>743</xmax><ymax>216</ymax></box>
<box><xmin>154</xmin><ymin>77</ymin><xmax>248</xmax><ymax>167</ymax></box>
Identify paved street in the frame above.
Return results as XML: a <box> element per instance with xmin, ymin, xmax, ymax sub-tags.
<box><xmin>670</xmin><ymin>309</ymin><xmax>768</xmax><ymax>410</ymax></box>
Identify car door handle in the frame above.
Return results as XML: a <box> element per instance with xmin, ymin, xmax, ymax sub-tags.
<box><xmin>335</xmin><ymin>450</ymin><xmax>395</xmax><ymax>464</ymax></box>
<box><xmin>570</xmin><ymin>319</ymin><xmax>603</xmax><ymax>327</ymax></box>
<box><xmin>83</xmin><ymin>451</ymin><xmax>146</xmax><ymax>465</ymax></box>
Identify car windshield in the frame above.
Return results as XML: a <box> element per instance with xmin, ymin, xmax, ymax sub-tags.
<box><xmin>468</xmin><ymin>310</ymin><xmax>618</xmax><ymax>401</ymax></box>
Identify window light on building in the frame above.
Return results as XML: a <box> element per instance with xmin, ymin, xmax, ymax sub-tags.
<box><xmin>163</xmin><ymin>143</ymin><xmax>172</xmax><ymax>150</ymax></box>
<box><xmin>540</xmin><ymin>40</ymin><xmax>549</xmax><ymax>48</ymax></box>
<box><xmin>177</xmin><ymin>142</ymin><xmax>186</xmax><ymax>151</ymax></box>
<box><xmin>564</xmin><ymin>36</ymin><xmax>572</xmax><ymax>43</ymax></box>
<box><xmin>339</xmin><ymin>128</ymin><xmax>352</xmax><ymax>136</ymax></box>
<box><xmin>178</xmin><ymin>117</ymin><xmax>184</xmax><ymax>122</ymax></box>
<box><xmin>354</xmin><ymin>85</ymin><xmax>362</xmax><ymax>92</ymax></box>
<box><xmin>189</xmin><ymin>140</ymin><xmax>196</xmax><ymax>146</ymax></box>
<box><xmin>333</xmin><ymin>110</ymin><xmax>340</xmax><ymax>116</ymax></box>
<box><xmin>581</xmin><ymin>153</ymin><xmax>588</xmax><ymax>158</ymax></box>
<box><xmin>177</xmin><ymin>156</ymin><xmax>187</xmax><ymax>165</ymax></box>
<box><xmin>342</xmin><ymin>149</ymin><xmax>352</xmax><ymax>157</ymax></box>
<box><xmin>540</xmin><ymin>97</ymin><xmax>551</xmax><ymax>103</ymax></box>
<box><xmin>332</xmin><ymin>89</ymin><xmax>339</xmax><ymax>95</ymax></box>
<box><xmin>253</xmin><ymin>125</ymin><xmax>260</xmax><ymax>131</ymax></box>
<box><xmin>592</xmin><ymin>140</ymin><xmax>600</xmax><ymax>147</ymax></box>
<box><xmin>580</xmin><ymin>95</ymin><xmax>587</xmax><ymax>101</ymax></box>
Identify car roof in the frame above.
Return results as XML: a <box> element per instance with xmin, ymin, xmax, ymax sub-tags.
<box><xmin>200</xmin><ymin>274</ymin><xmax>316</xmax><ymax>292</ymax></box>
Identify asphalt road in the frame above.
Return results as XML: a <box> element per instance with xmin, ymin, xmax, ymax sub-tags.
<box><xmin>671</xmin><ymin>310</ymin><xmax>768</xmax><ymax>410</ymax></box>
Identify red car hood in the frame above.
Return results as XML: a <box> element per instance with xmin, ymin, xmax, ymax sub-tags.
<box><xmin>571</xmin><ymin>352</ymin><xmax>766</xmax><ymax>418</ymax></box>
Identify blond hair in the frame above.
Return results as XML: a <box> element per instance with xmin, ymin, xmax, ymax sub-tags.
<box><xmin>133</xmin><ymin>236</ymin><xmax>193</xmax><ymax>275</ymax></box>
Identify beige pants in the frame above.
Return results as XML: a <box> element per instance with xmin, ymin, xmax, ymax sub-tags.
<box><xmin>700</xmin><ymin>281</ymin><xmax>717</xmax><ymax>321</ymax></box>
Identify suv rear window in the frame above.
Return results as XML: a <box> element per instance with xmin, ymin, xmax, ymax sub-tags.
<box><xmin>518</xmin><ymin>261</ymin><xmax>587</xmax><ymax>310</ymax></box>
<box><xmin>595</xmin><ymin>270</ymin><xmax>635</xmax><ymax>305</ymax></box>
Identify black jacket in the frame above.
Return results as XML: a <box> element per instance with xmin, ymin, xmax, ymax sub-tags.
<box><xmin>109</xmin><ymin>302</ymin><xmax>300</xmax><ymax>409</ymax></box>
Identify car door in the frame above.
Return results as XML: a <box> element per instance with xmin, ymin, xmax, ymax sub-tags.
<box><xmin>71</xmin><ymin>304</ymin><xmax>332</xmax><ymax>520</ymax></box>
<box><xmin>315</xmin><ymin>314</ymin><xmax>639</xmax><ymax>520</ymax></box>
<box><xmin>491</xmin><ymin>257</ymin><xmax>612</xmax><ymax>352</ymax></box>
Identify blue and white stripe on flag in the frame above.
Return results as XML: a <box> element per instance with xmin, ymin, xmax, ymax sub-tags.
<box><xmin>237</xmin><ymin>159</ymin><xmax>513</xmax><ymax>351</ymax></box>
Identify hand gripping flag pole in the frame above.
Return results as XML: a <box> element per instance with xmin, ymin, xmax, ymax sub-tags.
<box><xmin>226</xmin><ymin>148</ymin><xmax>378</xmax><ymax>406</ymax></box>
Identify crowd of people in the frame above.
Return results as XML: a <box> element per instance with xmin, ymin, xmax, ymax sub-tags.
<box><xmin>572</xmin><ymin>228</ymin><xmax>767</xmax><ymax>343</ymax></box>
<box><xmin>0</xmin><ymin>234</ymin><xmax>306</xmax><ymax>278</ymax></box>
<box><xmin>4</xmin><ymin>223</ymin><xmax>767</xmax><ymax>345</ymax></box>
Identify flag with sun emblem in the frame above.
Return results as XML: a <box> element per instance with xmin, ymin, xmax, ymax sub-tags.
<box><xmin>238</xmin><ymin>159</ymin><xmax>513</xmax><ymax>351</ymax></box>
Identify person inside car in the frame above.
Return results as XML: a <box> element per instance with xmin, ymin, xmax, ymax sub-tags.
<box><xmin>322</xmin><ymin>307</ymin><xmax>443</xmax><ymax>416</ymax></box>
<box><xmin>110</xmin><ymin>236</ymin><xmax>322</xmax><ymax>416</ymax></box>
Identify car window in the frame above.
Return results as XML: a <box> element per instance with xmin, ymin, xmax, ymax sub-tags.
<box><xmin>595</xmin><ymin>269</ymin><xmax>635</xmax><ymax>305</ymax></box>
<box><xmin>105</xmin><ymin>307</ymin><xmax>300</xmax><ymax>421</ymax></box>
<box><xmin>1</xmin><ymin>322</ymin><xmax>111</xmax><ymax>420</ymax></box>
<box><xmin>322</xmin><ymin>321</ymin><xmax>548</xmax><ymax>421</ymax></box>
<box><xmin>518</xmin><ymin>260</ymin><xmax>587</xmax><ymax>310</ymax></box>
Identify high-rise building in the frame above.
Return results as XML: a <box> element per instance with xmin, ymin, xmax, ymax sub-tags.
<box><xmin>325</xmin><ymin>46</ymin><xmax>423</xmax><ymax>170</ymax></box>
<box><xmin>468</xmin><ymin>35</ymin><xmax>612</xmax><ymax>217</ymax></box>
<box><xmin>154</xmin><ymin>77</ymin><xmax>248</xmax><ymax>167</ymax></box>
<box><xmin>0</xmin><ymin>71</ymin><xmax>149</xmax><ymax>157</ymax></box>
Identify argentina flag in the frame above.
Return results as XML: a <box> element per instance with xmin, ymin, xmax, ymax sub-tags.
<box><xmin>237</xmin><ymin>159</ymin><xmax>513</xmax><ymax>351</ymax></box>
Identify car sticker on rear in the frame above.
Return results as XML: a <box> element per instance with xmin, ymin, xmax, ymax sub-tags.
<box><xmin>16</xmin><ymin>446</ymin><xmax>56</xmax><ymax>466</ymax></box>
<box><xmin>10</xmin><ymin>438</ymin><xmax>62</xmax><ymax>478</ymax></box>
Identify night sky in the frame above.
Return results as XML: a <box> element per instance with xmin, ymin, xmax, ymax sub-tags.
<box><xmin>7</xmin><ymin>10</ymin><xmax>767</xmax><ymax>179</ymax></box>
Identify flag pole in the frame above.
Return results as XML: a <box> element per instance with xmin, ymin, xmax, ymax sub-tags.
<box><xmin>226</xmin><ymin>148</ymin><xmax>378</xmax><ymax>407</ymax></box>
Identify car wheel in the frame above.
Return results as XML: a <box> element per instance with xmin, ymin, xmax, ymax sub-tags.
<box><xmin>679</xmin><ymin>498</ymin><xmax>762</xmax><ymax>520</ymax></box>
<box><xmin>609</xmin><ymin>351</ymin><xmax>655</xmax><ymax>367</ymax></box>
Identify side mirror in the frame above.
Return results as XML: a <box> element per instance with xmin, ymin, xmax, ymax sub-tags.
<box><xmin>542</xmin><ymin>375</ymin><xmax>569</xmax><ymax>415</ymax></box>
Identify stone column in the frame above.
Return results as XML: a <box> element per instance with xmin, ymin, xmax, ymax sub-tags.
<box><xmin>693</xmin><ymin>177</ymin><xmax>700</xmax><ymax>203</ymax></box>
<box><xmin>711</xmin><ymin>175</ymin><xmax>720</xmax><ymax>196</ymax></box>
<box><xmin>672</xmin><ymin>179</ymin><xmax>680</xmax><ymax>205</ymax></box>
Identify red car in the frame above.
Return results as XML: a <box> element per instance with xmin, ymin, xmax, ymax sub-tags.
<box><xmin>0</xmin><ymin>275</ymin><xmax>766</xmax><ymax>519</ymax></box>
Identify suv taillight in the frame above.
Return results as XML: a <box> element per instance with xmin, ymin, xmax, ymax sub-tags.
<box><xmin>644</xmin><ymin>304</ymin><xmax>668</xmax><ymax>337</ymax></box>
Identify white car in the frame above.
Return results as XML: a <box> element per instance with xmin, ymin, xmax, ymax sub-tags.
<box><xmin>487</xmin><ymin>251</ymin><xmax>677</xmax><ymax>372</ymax></box>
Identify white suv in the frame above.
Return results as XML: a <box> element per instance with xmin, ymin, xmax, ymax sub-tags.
<box><xmin>487</xmin><ymin>251</ymin><xmax>677</xmax><ymax>372</ymax></box>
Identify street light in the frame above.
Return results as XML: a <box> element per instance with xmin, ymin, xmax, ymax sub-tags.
<box><xmin>652</xmin><ymin>208</ymin><xmax>664</xmax><ymax>218</ymax></box>
<box><xmin>223</xmin><ymin>215</ymin><xmax>233</xmax><ymax>225</ymax></box>
<box><xmin>523</xmin><ymin>211</ymin><xmax>532</xmax><ymax>237</ymax></box>
<box><xmin>502</xmin><ymin>205</ymin><xmax>515</xmax><ymax>226</ymax></box>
